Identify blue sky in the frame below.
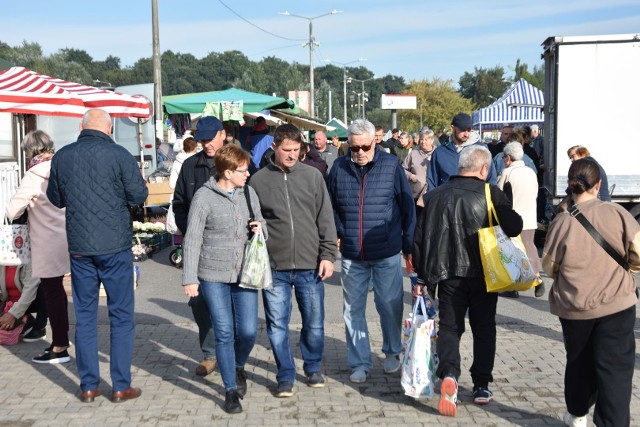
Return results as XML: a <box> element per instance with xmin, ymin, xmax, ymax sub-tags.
<box><xmin>3</xmin><ymin>0</ymin><xmax>639</xmax><ymax>86</ymax></box>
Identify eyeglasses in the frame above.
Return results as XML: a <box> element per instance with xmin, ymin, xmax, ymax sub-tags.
<box><xmin>349</xmin><ymin>143</ymin><xmax>374</xmax><ymax>153</ymax></box>
<box><xmin>232</xmin><ymin>168</ymin><xmax>249</xmax><ymax>174</ymax></box>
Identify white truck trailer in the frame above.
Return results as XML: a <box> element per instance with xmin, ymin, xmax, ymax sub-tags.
<box><xmin>542</xmin><ymin>34</ymin><xmax>640</xmax><ymax>221</ymax></box>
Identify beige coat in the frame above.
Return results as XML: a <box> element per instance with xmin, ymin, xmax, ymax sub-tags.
<box><xmin>497</xmin><ymin>160</ymin><xmax>538</xmax><ymax>231</ymax></box>
<box><xmin>542</xmin><ymin>198</ymin><xmax>640</xmax><ymax>320</ymax></box>
<box><xmin>6</xmin><ymin>160</ymin><xmax>69</xmax><ymax>278</ymax></box>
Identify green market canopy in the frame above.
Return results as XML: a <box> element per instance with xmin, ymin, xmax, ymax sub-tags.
<box><xmin>163</xmin><ymin>88</ymin><xmax>294</xmax><ymax>115</ymax></box>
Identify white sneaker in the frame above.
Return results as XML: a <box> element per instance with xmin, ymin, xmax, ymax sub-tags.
<box><xmin>564</xmin><ymin>410</ymin><xmax>587</xmax><ymax>427</ymax></box>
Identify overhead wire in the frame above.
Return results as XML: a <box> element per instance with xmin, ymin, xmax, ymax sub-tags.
<box><xmin>217</xmin><ymin>0</ymin><xmax>306</xmax><ymax>42</ymax></box>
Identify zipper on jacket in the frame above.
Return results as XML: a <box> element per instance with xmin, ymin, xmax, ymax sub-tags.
<box><xmin>283</xmin><ymin>173</ymin><xmax>296</xmax><ymax>269</ymax></box>
<box><xmin>359</xmin><ymin>174</ymin><xmax>367</xmax><ymax>260</ymax></box>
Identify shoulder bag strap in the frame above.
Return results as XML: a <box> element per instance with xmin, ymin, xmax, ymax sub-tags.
<box><xmin>484</xmin><ymin>184</ymin><xmax>500</xmax><ymax>226</ymax></box>
<box><xmin>568</xmin><ymin>205</ymin><xmax>628</xmax><ymax>270</ymax></box>
<box><xmin>243</xmin><ymin>185</ymin><xmax>255</xmax><ymax>220</ymax></box>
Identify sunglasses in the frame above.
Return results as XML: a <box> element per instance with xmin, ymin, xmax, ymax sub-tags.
<box><xmin>349</xmin><ymin>143</ymin><xmax>374</xmax><ymax>153</ymax></box>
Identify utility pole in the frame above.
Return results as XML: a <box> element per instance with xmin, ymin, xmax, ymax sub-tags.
<box><xmin>151</xmin><ymin>0</ymin><xmax>162</xmax><ymax>141</ymax></box>
<box><xmin>325</xmin><ymin>58</ymin><xmax>366</xmax><ymax>124</ymax></box>
<box><xmin>280</xmin><ymin>10</ymin><xmax>342</xmax><ymax>118</ymax></box>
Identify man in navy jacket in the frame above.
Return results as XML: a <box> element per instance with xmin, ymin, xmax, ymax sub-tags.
<box><xmin>327</xmin><ymin>119</ymin><xmax>416</xmax><ymax>384</ymax></box>
<box><xmin>427</xmin><ymin>113</ymin><xmax>497</xmax><ymax>191</ymax></box>
<box><xmin>47</xmin><ymin>109</ymin><xmax>147</xmax><ymax>403</ymax></box>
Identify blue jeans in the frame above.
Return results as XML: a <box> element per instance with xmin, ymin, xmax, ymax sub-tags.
<box><xmin>70</xmin><ymin>249</ymin><xmax>135</xmax><ymax>392</ymax></box>
<box><xmin>188</xmin><ymin>292</ymin><xmax>216</xmax><ymax>361</ymax></box>
<box><xmin>262</xmin><ymin>270</ymin><xmax>325</xmax><ymax>384</ymax></box>
<box><xmin>341</xmin><ymin>253</ymin><xmax>404</xmax><ymax>372</ymax></box>
<box><xmin>199</xmin><ymin>280</ymin><xmax>258</xmax><ymax>392</ymax></box>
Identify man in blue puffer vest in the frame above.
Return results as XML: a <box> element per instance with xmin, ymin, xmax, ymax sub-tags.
<box><xmin>47</xmin><ymin>109</ymin><xmax>148</xmax><ymax>403</ymax></box>
<box><xmin>327</xmin><ymin>119</ymin><xmax>416</xmax><ymax>384</ymax></box>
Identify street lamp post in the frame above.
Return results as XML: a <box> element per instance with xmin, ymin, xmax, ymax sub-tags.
<box><xmin>280</xmin><ymin>10</ymin><xmax>342</xmax><ymax>118</ymax></box>
<box><xmin>325</xmin><ymin>58</ymin><xmax>366</xmax><ymax>124</ymax></box>
<box><xmin>347</xmin><ymin>76</ymin><xmax>376</xmax><ymax>119</ymax></box>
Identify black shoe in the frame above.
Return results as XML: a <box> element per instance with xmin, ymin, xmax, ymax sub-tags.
<box><xmin>22</xmin><ymin>328</ymin><xmax>46</xmax><ymax>342</ymax></box>
<box><xmin>32</xmin><ymin>348</ymin><xmax>70</xmax><ymax>364</ymax></box>
<box><xmin>236</xmin><ymin>368</ymin><xmax>247</xmax><ymax>398</ymax></box>
<box><xmin>306</xmin><ymin>372</ymin><xmax>325</xmax><ymax>388</ymax></box>
<box><xmin>534</xmin><ymin>283</ymin><xmax>545</xmax><ymax>298</ymax></box>
<box><xmin>224</xmin><ymin>390</ymin><xmax>243</xmax><ymax>414</ymax></box>
<box><xmin>499</xmin><ymin>291</ymin><xmax>519</xmax><ymax>298</ymax></box>
<box><xmin>274</xmin><ymin>381</ymin><xmax>294</xmax><ymax>398</ymax></box>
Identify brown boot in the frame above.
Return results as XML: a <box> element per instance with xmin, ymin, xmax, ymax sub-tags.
<box><xmin>195</xmin><ymin>359</ymin><xmax>216</xmax><ymax>376</ymax></box>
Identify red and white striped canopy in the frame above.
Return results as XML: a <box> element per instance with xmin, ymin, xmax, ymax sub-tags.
<box><xmin>0</xmin><ymin>67</ymin><xmax>151</xmax><ymax>118</ymax></box>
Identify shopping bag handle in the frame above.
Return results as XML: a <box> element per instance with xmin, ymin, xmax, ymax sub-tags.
<box><xmin>484</xmin><ymin>184</ymin><xmax>500</xmax><ymax>227</ymax></box>
<box><xmin>411</xmin><ymin>292</ymin><xmax>428</xmax><ymax>319</ymax></box>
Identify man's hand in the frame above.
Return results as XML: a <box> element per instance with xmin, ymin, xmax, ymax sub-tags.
<box><xmin>184</xmin><ymin>284</ymin><xmax>199</xmax><ymax>298</ymax></box>
<box><xmin>0</xmin><ymin>312</ymin><xmax>18</xmax><ymax>330</ymax></box>
<box><xmin>318</xmin><ymin>260</ymin><xmax>334</xmax><ymax>281</ymax></box>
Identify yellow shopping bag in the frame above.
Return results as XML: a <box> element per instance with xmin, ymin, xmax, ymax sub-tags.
<box><xmin>478</xmin><ymin>184</ymin><xmax>537</xmax><ymax>293</ymax></box>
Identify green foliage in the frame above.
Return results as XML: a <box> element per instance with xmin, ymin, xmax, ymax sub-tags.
<box><xmin>513</xmin><ymin>58</ymin><xmax>544</xmax><ymax>91</ymax></box>
<box><xmin>399</xmin><ymin>78</ymin><xmax>475</xmax><ymax>132</ymax></box>
<box><xmin>458</xmin><ymin>66</ymin><xmax>510</xmax><ymax>108</ymax></box>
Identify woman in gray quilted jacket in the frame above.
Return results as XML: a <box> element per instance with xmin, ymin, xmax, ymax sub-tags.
<box><xmin>182</xmin><ymin>144</ymin><xmax>267</xmax><ymax>415</ymax></box>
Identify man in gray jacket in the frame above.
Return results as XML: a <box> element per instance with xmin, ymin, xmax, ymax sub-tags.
<box><xmin>250</xmin><ymin>124</ymin><xmax>337</xmax><ymax>398</ymax></box>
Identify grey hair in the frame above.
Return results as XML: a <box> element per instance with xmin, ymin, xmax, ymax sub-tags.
<box><xmin>503</xmin><ymin>141</ymin><xmax>524</xmax><ymax>161</ymax></box>
<box><xmin>411</xmin><ymin>132</ymin><xmax>419</xmax><ymax>142</ymax></box>
<box><xmin>348</xmin><ymin>119</ymin><xmax>375</xmax><ymax>141</ymax></box>
<box><xmin>419</xmin><ymin>129</ymin><xmax>435</xmax><ymax>139</ymax></box>
<box><xmin>22</xmin><ymin>130</ymin><xmax>55</xmax><ymax>161</ymax></box>
<box><xmin>458</xmin><ymin>145</ymin><xmax>492</xmax><ymax>174</ymax></box>
<box><xmin>530</xmin><ymin>124</ymin><xmax>539</xmax><ymax>132</ymax></box>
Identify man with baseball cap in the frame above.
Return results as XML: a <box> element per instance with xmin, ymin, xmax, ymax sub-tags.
<box><xmin>173</xmin><ymin>116</ymin><xmax>225</xmax><ymax>377</ymax></box>
<box><xmin>427</xmin><ymin>113</ymin><xmax>497</xmax><ymax>191</ymax></box>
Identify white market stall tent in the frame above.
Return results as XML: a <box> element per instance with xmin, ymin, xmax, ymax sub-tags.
<box><xmin>472</xmin><ymin>78</ymin><xmax>544</xmax><ymax>131</ymax></box>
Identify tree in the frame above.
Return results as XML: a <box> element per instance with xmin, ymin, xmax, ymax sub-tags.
<box><xmin>399</xmin><ymin>78</ymin><xmax>475</xmax><ymax>132</ymax></box>
<box><xmin>458</xmin><ymin>66</ymin><xmax>509</xmax><ymax>107</ymax></box>
<box><xmin>513</xmin><ymin>58</ymin><xmax>544</xmax><ymax>91</ymax></box>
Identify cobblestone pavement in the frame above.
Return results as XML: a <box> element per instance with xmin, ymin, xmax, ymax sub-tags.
<box><xmin>1</xmin><ymin>250</ymin><xmax>638</xmax><ymax>426</ymax></box>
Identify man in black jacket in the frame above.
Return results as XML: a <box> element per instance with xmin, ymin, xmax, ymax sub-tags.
<box><xmin>412</xmin><ymin>145</ymin><xmax>522</xmax><ymax>417</ymax></box>
<box><xmin>172</xmin><ymin>116</ymin><xmax>224</xmax><ymax>377</ymax></box>
<box><xmin>47</xmin><ymin>109</ymin><xmax>148</xmax><ymax>403</ymax></box>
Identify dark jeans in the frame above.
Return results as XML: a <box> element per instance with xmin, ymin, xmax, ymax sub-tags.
<box><xmin>40</xmin><ymin>276</ymin><xmax>69</xmax><ymax>347</ymax></box>
<box><xmin>436</xmin><ymin>276</ymin><xmax>498</xmax><ymax>387</ymax></box>
<box><xmin>188</xmin><ymin>292</ymin><xmax>216</xmax><ymax>361</ymax></box>
<box><xmin>560</xmin><ymin>305</ymin><xmax>636</xmax><ymax>426</ymax></box>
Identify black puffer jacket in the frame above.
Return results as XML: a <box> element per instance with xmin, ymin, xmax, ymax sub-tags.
<box><xmin>172</xmin><ymin>151</ymin><xmax>216</xmax><ymax>235</ymax></box>
<box><xmin>413</xmin><ymin>176</ymin><xmax>522</xmax><ymax>285</ymax></box>
<box><xmin>47</xmin><ymin>129</ymin><xmax>148</xmax><ymax>256</ymax></box>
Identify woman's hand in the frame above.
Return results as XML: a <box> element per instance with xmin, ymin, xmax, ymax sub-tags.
<box><xmin>412</xmin><ymin>284</ymin><xmax>425</xmax><ymax>299</ymax></box>
<box><xmin>0</xmin><ymin>312</ymin><xmax>18</xmax><ymax>330</ymax></box>
<box><xmin>249</xmin><ymin>221</ymin><xmax>262</xmax><ymax>235</ymax></box>
<box><xmin>183</xmin><ymin>284</ymin><xmax>199</xmax><ymax>297</ymax></box>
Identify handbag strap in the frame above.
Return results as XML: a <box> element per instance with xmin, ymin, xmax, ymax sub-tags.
<box><xmin>484</xmin><ymin>184</ymin><xmax>500</xmax><ymax>227</ymax></box>
<box><xmin>243</xmin><ymin>185</ymin><xmax>255</xmax><ymax>220</ymax></box>
<box><xmin>568</xmin><ymin>205</ymin><xmax>628</xmax><ymax>270</ymax></box>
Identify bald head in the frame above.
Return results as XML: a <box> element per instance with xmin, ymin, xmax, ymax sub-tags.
<box><xmin>313</xmin><ymin>131</ymin><xmax>328</xmax><ymax>151</ymax></box>
<box><xmin>81</xmin><ymin>109</ymin><xmax>112</xmax><ymax>134</ymax></box>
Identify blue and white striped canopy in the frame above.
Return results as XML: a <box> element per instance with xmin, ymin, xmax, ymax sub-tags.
<box><xmin>472</xmin><ymin>78</ymin><xmax>544</xmax><ymax>130</ymax></box>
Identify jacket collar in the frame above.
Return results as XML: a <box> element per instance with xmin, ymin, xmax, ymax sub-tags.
<box><xmin>78</xmin><ymin>129</ymin><xmax>115</xmax><ymax>143</ymax></box>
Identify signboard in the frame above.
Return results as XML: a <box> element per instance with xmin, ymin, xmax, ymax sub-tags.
<box><xmin>381</xmin><ymin>94</ymin><xmax>417</xmax><ymax>110</ymax></box>
<box><xmin>289</xmin><ymin>90</ymin><xmax>310</xmax><ymax>115</ymax></box>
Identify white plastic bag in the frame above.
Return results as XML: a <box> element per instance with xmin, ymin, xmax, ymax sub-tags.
<box><xmin>239</xmin><ymin>229</ymin><xmax>272</xmax><ymax>289</ymax></box>
<box><xmin>165</xmin><ymin>204</ymin><xmax>181</xmax><ymax>235</ymax></box>
<box><xmin>401</xmin><ymin>297</ymin><xmax>439</xmax><ymax>399</ymax></box>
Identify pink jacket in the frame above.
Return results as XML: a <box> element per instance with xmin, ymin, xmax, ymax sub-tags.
<box><xmin>6</xmin><ymin>160</ymin><xmax>69</xmax><ymax>278</ymax></box>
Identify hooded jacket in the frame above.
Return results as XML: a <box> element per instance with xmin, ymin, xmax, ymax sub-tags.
<box><xmin>250</xmin><ymin>155</ymin><xmax>337</xmax><ymax>271</ymax></box>
<box><xmin>427</xmin><ymin>136</ymin><xmax>497</xmax><ymax>191</ymax></box>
